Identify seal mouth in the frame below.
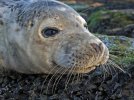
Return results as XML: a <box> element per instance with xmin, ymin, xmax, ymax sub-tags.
<box><xmin>52</xmin><ymin>60</ymin><xmax>97</xmax><ymax>74</ymax></box>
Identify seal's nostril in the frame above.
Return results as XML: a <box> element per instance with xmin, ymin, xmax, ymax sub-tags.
<box><xmin>99</xmin><ymin>42</ymin><xmax>103</xmax><ymax>52</ymax></box>
<box><xmin>90</xmin><ymin>43</ymin><xmax>102</xmax><ymax>53</ymax></box>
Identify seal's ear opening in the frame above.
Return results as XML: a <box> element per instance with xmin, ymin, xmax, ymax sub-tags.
<box><xmin>41</xmin><ymin>27</ymin><xmax>60</xmax><ymax>38</ymax></box>
<box><xmin>84</xmin><ymin>23</ymin><xmax>88</xmax><ymax>29</ymax></box>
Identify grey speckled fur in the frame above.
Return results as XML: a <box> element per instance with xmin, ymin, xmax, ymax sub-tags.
<box><xmin>0</xmin><ymin>0</ymin><xmax>69</xmax><ymax>27</ymax></box>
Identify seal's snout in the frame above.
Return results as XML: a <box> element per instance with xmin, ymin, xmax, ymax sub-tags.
<box><xmin>53</xmin><ymin>32</ymin><xmax>110</xmax><ymax>73</ymax></box>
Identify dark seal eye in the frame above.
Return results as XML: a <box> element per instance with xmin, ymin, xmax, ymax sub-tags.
<box><xmin>41</xmin><ymin>27</ymin><xmax>59</xmax><ymax>38</ymax></box>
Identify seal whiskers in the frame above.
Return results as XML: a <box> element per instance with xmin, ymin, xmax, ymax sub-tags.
<box><xmin>108</xmin><ymin>60</ymin><xmax>126</xmax><ymax>73</ymax></box>
<box><xmin>64</xmin><ymin>60</ymin><xmax>77</xmax><ymax>90</ymax></box>
<box><xmin>40</xmin><ymin>64</ymin><xmax>59</xmax><ymax>95</ymax></box>
<box><xmin>52</xmin><ymin>67</ymin><xmax>69</xmax><ymax>94</ymax></box>
<box><xmin>46</xmin><ymin>65</ymin><xmax>64</xmax><ymax>95</ymax></box>
<box><xmin>99</xmin><ymin>59</ymin><xmax>126</xmax><ymax>80</ymax></box>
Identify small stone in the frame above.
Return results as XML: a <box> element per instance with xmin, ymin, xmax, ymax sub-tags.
<box><xmin>49</xmin><ymin>94</ymin><xmax>59</xmax><ymax>99</ymax></box>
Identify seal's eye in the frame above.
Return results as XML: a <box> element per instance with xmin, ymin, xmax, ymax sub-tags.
<box><xmin>41</xmin><ymin>27</ymin><xmax>59</xmax><ymax>38</ymax></box>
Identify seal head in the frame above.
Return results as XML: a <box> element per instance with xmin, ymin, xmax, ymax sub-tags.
<box><xmin>1</xmin><ymin>0</ymin><xmax>109</xmax><ymax>74</ymax></box>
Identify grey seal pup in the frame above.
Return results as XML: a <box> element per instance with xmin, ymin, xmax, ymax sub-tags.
<box><xmin>0</xmin><ymin>0</ymin><xmax>109</xmax><ymax>74</ymax></box>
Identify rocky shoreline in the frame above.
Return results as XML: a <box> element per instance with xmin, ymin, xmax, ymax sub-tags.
<box><xmin>0</xmin><ymin>66</ymin><xmax>133</xmax><ymax>100</ymax></box>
